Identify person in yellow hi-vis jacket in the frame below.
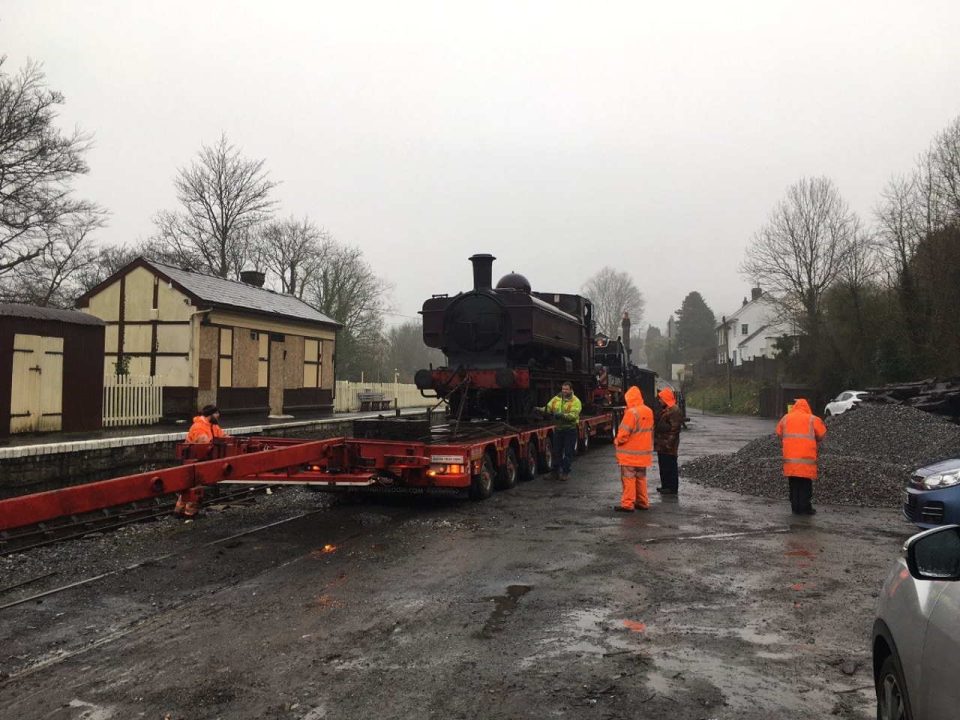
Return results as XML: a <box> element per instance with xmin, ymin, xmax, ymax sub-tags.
<box><xmin>539</xmin><ymin>381</ymin><xmax>582</xmax><ymax>480</ymax></box>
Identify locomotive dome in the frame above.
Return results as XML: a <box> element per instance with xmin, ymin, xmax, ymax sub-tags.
<box><xmin>495</xmin><ymin>272</ymin><xmax>531</xmax><ymax>293</ymax></box>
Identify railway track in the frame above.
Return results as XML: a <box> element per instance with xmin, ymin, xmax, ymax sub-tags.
<box><xmin>0</xmin><ymin>484</ymin><xmax>275</xmax><ymax>557</ymax></box>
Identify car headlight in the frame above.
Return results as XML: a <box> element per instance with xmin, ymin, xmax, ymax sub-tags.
<box><xmin>923</xmin><ymin>471</ymin><xmax>960</xmax><ymax>489</ymax></box>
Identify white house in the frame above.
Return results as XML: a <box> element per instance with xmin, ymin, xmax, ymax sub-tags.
<box><xmin>716</xmin><ymin>288</ymin><xmax>797</xmax><ymax>366</ymax></box>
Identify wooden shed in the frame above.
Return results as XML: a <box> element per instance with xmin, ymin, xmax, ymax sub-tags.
<box><xmin>0</xmin><ymin>304</ymin><xmax>105</xmax><ymax>438</ymax></box>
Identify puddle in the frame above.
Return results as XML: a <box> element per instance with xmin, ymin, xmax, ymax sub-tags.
<box><xmin>474</xmin><ymin>584</ymin><xmax>532</xmax><ymax>639</ymax></box>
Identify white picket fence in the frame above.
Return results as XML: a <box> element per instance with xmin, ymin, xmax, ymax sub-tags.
<box><xmin>103</xmin><ymin>375</ymin><xmax>164</xmax><ymax>427</ymax></box>
<box><xmin>334</xmin><ymin>380</ymin><xmax>435</xmax><ymax>413</ymax></box>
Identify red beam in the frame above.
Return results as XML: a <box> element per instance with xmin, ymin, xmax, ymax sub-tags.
<box><xmin>0</xmin><ymin>437</ymin><xmax>346</xmax><ymax>532</ymax></box>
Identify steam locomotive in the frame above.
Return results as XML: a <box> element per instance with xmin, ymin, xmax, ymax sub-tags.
<box><xmin>414</xmin><ymin>254</ymin><xmax>655</xmax><ymax>421</ymax></box>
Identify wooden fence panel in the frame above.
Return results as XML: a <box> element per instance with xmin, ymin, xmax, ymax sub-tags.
<box><xmin>103</xmin><ymin>375</ymin><xmax>164</xmax><ymax>427</ymax></box>
<box><xmin>334</xmin><ymin>381</ymin><xmax>435</xmax><ymax>413</ymax></box>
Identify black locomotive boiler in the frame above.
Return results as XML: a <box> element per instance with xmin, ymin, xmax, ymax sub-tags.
<box><xmin>415</xmin><ymin>254</ymin><xmax>598</xmax><ymax>421</ymax></box>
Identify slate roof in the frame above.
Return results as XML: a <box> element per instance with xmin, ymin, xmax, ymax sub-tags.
<box><xmin>143</xmin><ymin>260</ymin><xmax>340</xmax><ymax>327</ymax></box>
<box><xmin>0</xmin><ymin>303</ymin><xmax>104</xmax><ymax>326</ymax></box>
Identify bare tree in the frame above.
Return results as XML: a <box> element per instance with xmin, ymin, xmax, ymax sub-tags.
<box><xmin>2</xmin><ymin>210</ymin><xmax>105</xmax><ymax>306</ymax></box>
<box><xmin>154</xmin><ymin>134</ymin><xmax>277</xmax><ymax>278</ymax></box>
<box><xmin>304</xmin><ymin>243</ymin><xmax>392</xmax><ymax>380</ymax></box>
<box><xmin>255</xmin><ymin>216</ymin><xmax>330</xmax><ymax>298</ymax></box>
<box><xmin>0</xmin><ymin>57</ymin><xmax>103</xmax><ymax>279</ymax></box>
<box><xmin>581</xmin><ymin>266</ymin><xmax>645</xmax><ymax>338</ymax></box>
<box><xmin>383</xmin><ymin>320</ymin><xmax>445</xmax><ymax>382</ymax></box>
<box><xmin>931</xmin><ymin>116</ymin><xmax>960</xmax><ymax>224</ymax></box>
<box><xmin>741</xmin><ymin>177</ymin><xmax>858</xmax><ymax>336</ymax></box>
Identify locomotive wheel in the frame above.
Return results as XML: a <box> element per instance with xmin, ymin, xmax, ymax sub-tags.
<box><xmin>496</xmin><ymin>447</ymin><xmax>519</xmax><ymax>490</ymax></box>
<box><xmin>470</xmin><ymin>454</ymin><xmax>496</xmax><ymax>500</ymax></box>
<box><xmin>520</xmin><ymin>441</ymin><xmax>537</xmax><ymax>481</ymax></box>
<box><xmin>538</xmin><ymin>436</ymin><xmax>554</xmax><ymax>473</ymax></box>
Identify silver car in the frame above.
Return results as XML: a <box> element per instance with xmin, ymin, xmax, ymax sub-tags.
<box><xmin>873</xmin><ymin>524</ymin><xmax>960</xmax><ymax>719</ymax></box>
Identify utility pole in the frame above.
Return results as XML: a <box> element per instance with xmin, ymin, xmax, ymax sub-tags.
<box><xmin>721</xmin><ymin>315</ymin><xmax>733</xmax><ymax>408</ymax></box>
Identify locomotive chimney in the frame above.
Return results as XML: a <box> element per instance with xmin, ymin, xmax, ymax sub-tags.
<box><xmin>622</xmin><ymin>312</ymin><xmax>631</xmax><ymax>358</ymax></box>
<box><xmin>469</xmin><ymin>253</ymin><xmax>496</xmax><ymax>290</ymax></box>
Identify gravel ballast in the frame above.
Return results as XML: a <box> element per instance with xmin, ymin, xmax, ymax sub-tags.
<box><xmin>681</xmin><ymin>404</ymin><xmax>960</xmax><ymax>507</ymax></box>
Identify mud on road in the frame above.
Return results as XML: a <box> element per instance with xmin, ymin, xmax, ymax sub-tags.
<box><xmin>0</xmin><ymin>412</ymin><xmax>909</xmax><ymax>719</ymax></box>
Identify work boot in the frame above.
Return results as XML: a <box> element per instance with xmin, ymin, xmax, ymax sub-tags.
<box><xmin>560</xmin><ymin>473</ymin><xmax>570</xmax><ymax>481</ymax></box>
<box><xmin>614</xmin><ymin>506</ymin><xmax>634</xmax><ymax>513</ymax></box>
<box><xmin>804</xmin><ymin>507</ymin><xmax>817</xmax><ymax>515</ymax></box>
<box><xmin>550</xmin><ymin>470</ymin><xmax>560</xmax><ymax>481</ymax></box>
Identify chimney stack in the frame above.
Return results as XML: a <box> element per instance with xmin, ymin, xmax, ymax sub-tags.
<box><xmin>469</xmin><ymin>253</ymin><xmax>495</xmax><ymax>290</ymax></box>
<box><xmin>240</xmin><ymin>270</ymin><xmax>266</xmax><ymax>288</ymax></box>
<box><xmin>751</xmin><ymin>287</ymin><xmax>762</xmax><ymax>301</ymax></box>
<box><xmin>621</xmin><ymin>312</ymin><xmax>631</xmax><ymax>357</ymax></box>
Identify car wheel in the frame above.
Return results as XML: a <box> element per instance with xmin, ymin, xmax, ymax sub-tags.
<box><xmin>469</xmin><ymin>454</ymin><xmax>495</xmax><ymax>500</ymax></box>
<box><xmin>876</xmin><ymin>652</ymin><xmax>913</xmax><ymax>720</ymax></box>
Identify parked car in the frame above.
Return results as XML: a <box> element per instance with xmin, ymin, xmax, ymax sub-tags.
<box><xmin>824</xmin><ymin>390</ymin><xmax>868</xmax><ymax>416</ymax></box>
<box><xmin>873</xmin><ymin>524</ymin><xmax>960</xmax><ymax>720</ymax></box>
<box><xmin>903</xmin><ymin>458</ymin><xmax>960</xmax><ymax>528</ymax></box>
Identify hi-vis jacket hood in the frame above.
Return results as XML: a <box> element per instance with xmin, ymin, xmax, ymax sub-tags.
<box><xmin>776</xmin><ymin>398</ymin><xmax>826</xmax><ymax>479</ymax></box>
<box><xmin>625</xmin><ymin>385</ymin><xmax>644</xmax><ymax>410</ymax></box>
<box><xmin>657</xmin><ymin>387</ymin><xmax>677</xmax><ymax>408</ymax></box>
<box><xmin>616</xmin><ymin>386</ymin><xmax>654</xmax><ymax>468</ymax></box>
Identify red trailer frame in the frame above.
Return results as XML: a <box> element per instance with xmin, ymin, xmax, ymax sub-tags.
<box><xmin>0</xmin><ymin>413</ymin><xmax>618</xmax><ymax>532</ymax></box>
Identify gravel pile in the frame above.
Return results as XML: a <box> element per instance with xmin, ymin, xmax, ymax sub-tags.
<box><xmin>682</xmin><ymin>404</ymin><xmax>960</xmax><ymax>507</ymax></box>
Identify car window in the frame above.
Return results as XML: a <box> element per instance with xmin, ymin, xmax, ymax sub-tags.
<box><xmin>837</xmin><ymin>392</ymin><xmax>850</xmax><ymax>401</ymax></box>
<box><xmin>915</xmin><ymin>530</ymin><xmax>960</xmax><ymax>579</ymax></box>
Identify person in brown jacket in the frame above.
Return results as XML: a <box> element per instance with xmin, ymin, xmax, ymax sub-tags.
<box><xmin>654</xmin><ymin>387</ymin><xmax>683</xmax><ymax>495</ymax></box>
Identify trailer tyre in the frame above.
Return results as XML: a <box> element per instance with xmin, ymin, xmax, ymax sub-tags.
<box><xmin>521</xmin><ymin>441</ymin><xmax>538</xmax><ymax>481</ymax></box>
<box><xmin>538</xmin><ymin>436</ymin><xmax>554</xmax><ymax>474</ymax></box>
<box><xmin>578</xmin><ymin>430</ymin><xmax>590</xmax><ymax>455</ymax></box>
<box><xmin>496</xmin><ymin>447</ymin><xmax>519</xmax><ymax>490</ymax></box>
<box><xmin>470</xmin><ymin>454</ymin><xmax>496</xmax><ymax>500</ymax></box>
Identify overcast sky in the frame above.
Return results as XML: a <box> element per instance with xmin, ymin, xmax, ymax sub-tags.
<box><xmin>4</xmin><ymin>1</ymin><xmax>960</xmax><ymax>331</ymax></box>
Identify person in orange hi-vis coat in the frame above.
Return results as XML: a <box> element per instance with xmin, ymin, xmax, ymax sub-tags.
<box><xmin>614</xmin><ymin>386</ymin><xmax>654</xmax><ymax>512</ymax></box>
<box><xmin>185</xmin><ymin>404</ymin><xmax>227</xmax><ymax>444</ymax></box>
<box><xmin>178</xmin><ymin>405</ymin><xmax>229</xmax><ymax>517</ymax></box>
<box><xmin>775</xmin><ymin>398</ymin><xmax>827</xmax><ymax>515</ymax></box>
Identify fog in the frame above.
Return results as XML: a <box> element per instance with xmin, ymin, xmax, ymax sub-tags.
<box><xmin>5</xmin><ymin>0</ymin><xmax>960</xmax><ymax>329</ymax></box>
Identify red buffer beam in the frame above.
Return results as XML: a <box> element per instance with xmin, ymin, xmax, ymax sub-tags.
<box><xmin>0</xmin><ymin>437</ymin><xmax>345</xmax><ymax>532</ymax></box>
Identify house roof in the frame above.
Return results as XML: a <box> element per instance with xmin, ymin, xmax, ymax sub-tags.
<box><xmin>0</xmin><ymin>303</ymin><xmax>104</xmax><ymax>326</ymax></box>
<box><xmin>737</xmin><ymin>324</ymin><xmax>770</xmax><ymax>347</ymax></box>
<box><xmin>77</xmin><ymin>258</ymin><xmax>341</xmax><ymax>328</ymax></box>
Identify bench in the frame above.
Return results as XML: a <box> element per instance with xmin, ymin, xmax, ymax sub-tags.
<box><xmin>357</xmin><ymin>391</ymin><xmax>393</xmax><ymax>412</ymax></box>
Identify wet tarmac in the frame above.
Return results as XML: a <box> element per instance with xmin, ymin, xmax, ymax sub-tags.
<box><xmin>0</xmin><ymin>411</ymin><xmax>908</xmax><ymax>719</ymax></box>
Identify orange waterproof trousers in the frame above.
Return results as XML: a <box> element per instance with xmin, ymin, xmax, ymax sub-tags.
<box><xmin>620</xmin><ymin>465</ymin><xmax>649</xmax><ymax>510</ymax></box>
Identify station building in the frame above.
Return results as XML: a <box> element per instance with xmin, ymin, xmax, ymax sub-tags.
<box><xmin>76</xmin><ymin>258</ymin><xmax>340</xmax><ymax>419</ymax></box>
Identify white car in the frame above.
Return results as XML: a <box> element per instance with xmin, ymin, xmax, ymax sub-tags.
<box><xmin>824</xmin><ymin>390</ymin><xmax>868</xmax><ymax>416</ymax></box>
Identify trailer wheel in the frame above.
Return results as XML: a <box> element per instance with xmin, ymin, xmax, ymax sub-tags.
<box><xmin>470</xmin><ymin>454</ymin><xmax>495</xmax><ymax>500</ymax></box>
<box><xmin>538</xmin><ymin>436</ymin><xmax>554</xmax><ymax>473</ymax></box>
<box><xmin>496</xmin><ymin>447</ymin><xmax>519</xmax><ymax>490</ymax></box>
<box><xmin>521</xmin><ymin>441</ymin><xmax>538</xmax><ymax>481</ymax></box>
<box><xmin>609</xmin><ymin>412</ymin><xmax>622</xmax><ymax>443</ymax></box>
<box><xmin>577</xmin><ymin>429</ymin><xmax>590</xmax><ymax>455</ymax></box>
